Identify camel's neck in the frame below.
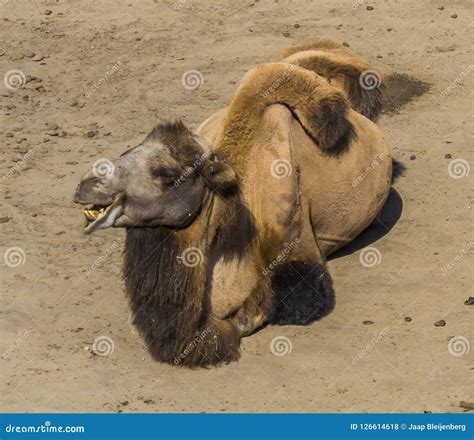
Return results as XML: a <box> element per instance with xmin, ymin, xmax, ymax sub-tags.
<box><xmin>123</xmin><ymin>192</ymin><xmax>213</xmax><ymax>360</ymax></box>
<box><xmin>122</xmin><ymin>190</ymin><xmax>256</xmax><ymax>362</ymax></box>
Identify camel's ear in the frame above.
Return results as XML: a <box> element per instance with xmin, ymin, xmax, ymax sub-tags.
<box><xmin>201</xmin><ymin>157</ymin><xmax>239</xmax><ymax>196</ymax></box>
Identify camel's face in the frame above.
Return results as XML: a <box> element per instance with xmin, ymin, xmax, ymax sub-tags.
<box><xmin>73</xmin><ymin>122</ymin><xmax>210</xmax><ymax>234</ymax></box>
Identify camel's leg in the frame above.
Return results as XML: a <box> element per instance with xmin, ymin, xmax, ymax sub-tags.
<box><xmin>268</xmin><ymin>209</ymin><xmax>335</xmax><ymax>325</ymax></box>
<box><xmin>230</xmin><ymin>230</ymin><xmax>335</xmax><ymax>332</ymax></box>
<box><xmin>212</xmin><ymin>206</ymin><xmax>333</xmax><ymax>333</ymax></box>
<box><xmin>230</xmin><ymin>277</ymin><xmax>274</xmax><ymax>337</ymax></box>
<box><xmin>168</xmin><ymin>317</ymin><xmax>242</xmax><ymax>367</ymax></box>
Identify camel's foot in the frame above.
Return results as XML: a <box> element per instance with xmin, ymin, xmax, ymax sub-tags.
<box><xmin>232</xmin><ymin>313</ymin><xmax>267</xmax><ymax>337</ymax></box>
<box><xmin>147</xmin><ymin>319</ymin><xmax>241</xmax><ymax>367</ymax></box>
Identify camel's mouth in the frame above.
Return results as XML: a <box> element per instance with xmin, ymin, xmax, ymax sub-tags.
<box><xmin>82</xmin><ymin>195</ymin><xmax>123</xmax><ymax>235</ymax></box>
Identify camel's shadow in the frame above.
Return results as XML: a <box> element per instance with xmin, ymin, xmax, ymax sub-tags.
<box><xmin>328</xmin><ymin>186</ymin><xmax>403</xmax><ymax>261</ymax></box>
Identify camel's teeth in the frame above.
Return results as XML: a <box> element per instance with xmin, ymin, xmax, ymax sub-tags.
<box><xmin>84</xmin><ymin>209</ymin><xmax>96</xmax><ymax>219</ymax></box>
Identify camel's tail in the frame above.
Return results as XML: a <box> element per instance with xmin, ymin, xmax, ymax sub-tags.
<box><xmin>215</xmin><ymin>62</ymin><xmax>355</xmax><ymax>159</ymax></box>
<box><xmin>280</xmin><ymin>38</ymin><xmax>384</xmax><ymax>121</ymax></box>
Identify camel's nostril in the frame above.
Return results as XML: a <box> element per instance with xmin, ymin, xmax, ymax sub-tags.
<box><xmin>73</xmin><ymin>179</ymin><xmax>94</xmax><ymax>204</ymax></box>
<box><xmin>73</xmin><ymin>185</ymin><xmax>85</xmax><ymax>204</ymax></box>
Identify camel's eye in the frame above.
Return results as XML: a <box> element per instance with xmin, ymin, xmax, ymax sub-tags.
<box><xmin>150</xmin><ymin>166</ymin><xmax>180</xmax><ymax>185</ymax></box>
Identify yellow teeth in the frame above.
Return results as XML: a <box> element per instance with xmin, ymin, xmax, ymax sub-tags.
<box><xmin>83</xmin><ymin>207</ymin><xmax>107</xmax><ymax>220</ymax></box>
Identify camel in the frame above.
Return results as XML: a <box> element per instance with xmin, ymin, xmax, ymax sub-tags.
<box><xmin>73</xmin><ymin>39</ymin><xmax>391</xmax><ymax>367</ymax></box>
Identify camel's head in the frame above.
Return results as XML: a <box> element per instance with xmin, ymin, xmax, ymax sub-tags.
<box><xmin>73</xmin><ymin>121</ymin><xmax>238</xmax><ymax>234</ymax></box>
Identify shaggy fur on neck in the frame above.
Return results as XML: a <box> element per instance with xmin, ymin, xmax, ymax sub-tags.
<box><xmin>122</xmin><ymin>190</ymin><xmax>256</xmax><ymax>367</ymax></box>
<box><xmin>209</xmin><ymin>193</ymin><xmax>257</xmax><ymax>262</ymax></box>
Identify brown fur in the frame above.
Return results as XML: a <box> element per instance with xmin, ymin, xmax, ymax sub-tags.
<box><xmin>214</xmin><ymin>62</ymin><xmax>355</xmax><ymax>175</ymax></box>
<box><xmin>279</xmin><ymin>38</ymin><xmax>384</xmax><ymax>121</ymax></box>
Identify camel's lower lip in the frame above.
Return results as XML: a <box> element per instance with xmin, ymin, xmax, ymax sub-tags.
<box><xmin>82</xmin><ymin>195</ymin><xmax>123</xmax><ymax>235</ymax></box>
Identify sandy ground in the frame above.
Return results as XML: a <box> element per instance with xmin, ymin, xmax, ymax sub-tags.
<box><xmin>1</xmin><ymin>0</ymin><xmax>473</xmax><ymax>413</ymax></box>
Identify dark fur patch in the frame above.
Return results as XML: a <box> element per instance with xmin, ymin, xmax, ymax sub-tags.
<box><xmin>346</xmin><ymin>76</ymin><xmax>384</xmax><ymax>121</ymax></box>
<box><xmin>146</xmin><ymin>121</ymin><xmax>245</xmax><ymax>197</ymax></box>
<box><xmin>199</xmin><ymin>155</ymin><xmax>240</xmax><ymax>197</ymax></box>
<box><xmin>123</xmin><ymin>227</ymin><xmax>240</xmax><ymax>367</ymax></box>
<box><xmin>311</xmin><ymin>63</ymin><xmax>384</xmax><ymax>122</ymax></box>
<box><xmin>210</xmin><ymin>194</ymin><xmax>258</xmax><ymax>262</ymax></box>
<box><xmin>146</xmin><ymin>120</ymin><xmax>203</xmax><ymax>166</ymax></box>
<box><xmin>269</xmin><ymin>261</ymin><xmax>335</xmax><ymax>325</ymax></box>
<box><xmin>313</xmin><ymin>96</ymin><xmax>356</xmax><ymax>155</ymax></box>
<box><xmin>281</xmin><ymin>45</ymin><xmax>385</xmax><ymax>121</ymax></box>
